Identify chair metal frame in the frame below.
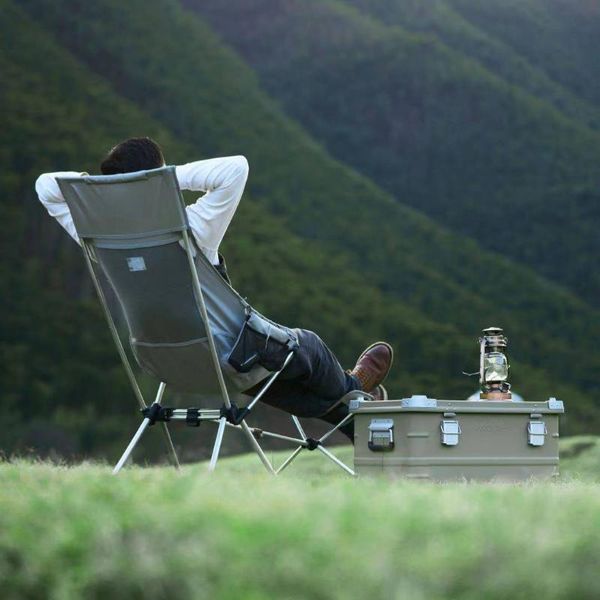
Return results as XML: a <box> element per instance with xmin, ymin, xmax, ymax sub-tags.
<box><xmin>79</xmin><ymin>219</ymin><xmax>358</xmax><ymax>477</ymax></box>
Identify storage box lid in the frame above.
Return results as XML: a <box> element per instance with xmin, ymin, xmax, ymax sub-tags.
<box><xmin>348</xmin><ymin>394</ymin><xmax>565</xmax><ymax>414</ymax></box>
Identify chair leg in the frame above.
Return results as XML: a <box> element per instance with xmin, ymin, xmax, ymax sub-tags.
<box><xmin>292</xmin><ymin>415</ymin><xmax>307</xmax><ymax>440</ymax></box>
<box><xmin>240</xmin><ymin>420</ymin><xmax>275</xmax><ymax>475</ymax></box>
<box><xmin>208</xmin><ymin>416</ymin><xmax>227</xmax><ymax>472</ymax></box>
<box><xmin>276</xmin><ymin>414</ymin><xmax>355</xmax><ymax>476</ymax></box>
<box><xmin>318</xmin><ymin>413</ymin><xmax>354</xmax><ymax>445</ymax></box>
<box><xmin>113</xmin><ymin>418</ymin><xmax>151</xmax><ymax>474</ymax></box>
<box><xmin>149</xmin><ymin>382</ymin><xmax>180</xmax><ymax>470</ymax></box>
<box><xmin>160</xmin><ymin>422</ymin><xmax>180</xmax><ymax>470</ymax></box>
<box><xmin>275</xmin><ymin>445</ymin><xmax>304</xmax><ymax>474</ymax></box>
<box><xmin>206</xmin><ymin>417</ymin><xmax>275</xmax><ymax>474</ymax></box>
<box><xmin>317</xmin><ymin>445</ymin><xmax>355</xmax><ymax>476</ymax></box>
<box><xmin>273</xmin><ymin>415</ymin><xmax>308</xmax><ymax>474</ymax></box>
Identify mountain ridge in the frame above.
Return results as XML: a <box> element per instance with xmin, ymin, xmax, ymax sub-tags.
<box><xmin>194</xmin><ymin>0</ymin><xmax>600</xmax><ymax>307</ymax></box>
<box><xmin>345</xmin><ymin>0</ymin><xmax>600</xmax><ymax>130</ymax></box>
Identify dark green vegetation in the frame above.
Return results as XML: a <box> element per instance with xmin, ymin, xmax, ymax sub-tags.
<box><xmin>195</xmin><ymin>0</ymin><xmax>600</xmax><ymax>306</ymax></box>
<box><xmin>1</xmin><ymin>0</ymin><xmax>599</xmax><ymax>460</ymax></box>
<box><xmin>1</xmin><ymin>438</ymin><xmax>600</xmax><ymax>599</ymax></box>
<box><xmin>446</xmin><ymin>0</ymin><xmax>600</xmax><ymax>109</ymax></box>
<box><xmin>346</xmin><ymin>0</ymin><xmax>600</xmax><ymax>129</ymax></box>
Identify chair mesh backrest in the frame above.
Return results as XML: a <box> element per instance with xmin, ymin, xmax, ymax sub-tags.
<box><xmin>57</xmin><ymin>167</ymin><xmax>266</xmax><ymax>393</ymax></box>
<box><xmin>59</xmin><ymin>167</ymin><xmax>187</xmax><ymax>238</ymax></box>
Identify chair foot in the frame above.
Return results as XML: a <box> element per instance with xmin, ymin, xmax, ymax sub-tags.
<box><xmin>208</xmin><ymin>417</ymin><xmax>227</xmax><ymax>472</ymax></box>
<box><xmin>113</xmin><ymin>418</ymin><xmax>151</xmax><ymax>474</ymax></box>
<box><xmin>160</xmin><ymin>422</ymin><xmax>180</xmax><ymax>470</ymax></box>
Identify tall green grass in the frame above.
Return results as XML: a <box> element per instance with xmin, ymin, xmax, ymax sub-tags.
<box><xmin>1</xmin><ymin>438</ymin><xmax>599</xmax><ymax>599</ymax></box>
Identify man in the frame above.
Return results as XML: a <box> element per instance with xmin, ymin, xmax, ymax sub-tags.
<box><xmin>36</xmin><ymin>137</ymin><xmax>393</xmax><ymax>441</ymax></box>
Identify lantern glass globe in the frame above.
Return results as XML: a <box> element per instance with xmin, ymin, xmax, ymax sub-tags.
<box><xmin>483</xmin><ymin>352</ymin><xmax>509</xmax><ymax>383</ymax></box>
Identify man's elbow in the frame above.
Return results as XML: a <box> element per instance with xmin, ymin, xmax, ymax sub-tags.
<box><xmin>34</xmin><ymin>173</ymin><xmax>51</xmax><ymax>196</ymax></box>
<box><xmin>233</xmin><ymin>155</ymin><xmax>249</xmax><ymax>179</ymax></box>
<box><xmin>35</xmin><ymin>173</ymin><xmax>59</xmax><ymax>204</ymax></box>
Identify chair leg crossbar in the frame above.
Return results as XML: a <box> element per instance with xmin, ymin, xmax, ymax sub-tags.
<box><xmin>113</xmin><ymin>388</ymin><xmax>358</xmax><ymax>476</ymax></box>
<box><xmin>275</xmin><ymin>414</ymin><xmax>356</xmax><ymax>476</ymax></box>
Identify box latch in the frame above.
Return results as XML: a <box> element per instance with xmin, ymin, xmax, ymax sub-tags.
<box><xmin>440</xmin><ymin>416</ymin><xmax>461</xmax><ymax>446</ymax></box>
<box><xmin>527</xmin><ymin>417</ymin><xmax>547</xmax><ymax>447</ymax></box>
<box><xmin>368</xmin><ymin>419</ymin><xmax>394</xmax><ymax>452</ymax></box>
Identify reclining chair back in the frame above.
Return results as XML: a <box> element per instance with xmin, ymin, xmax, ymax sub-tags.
<box><xmin>57</xmin><ymin>167</ymin><xmax>271</xmax><ymax>394</ymax></box>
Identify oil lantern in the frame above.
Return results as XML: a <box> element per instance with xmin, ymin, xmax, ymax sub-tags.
<box><xmin>479</xmin><ymin>327</ymin><xmax>511</xmax><ymax>400</ymax></box>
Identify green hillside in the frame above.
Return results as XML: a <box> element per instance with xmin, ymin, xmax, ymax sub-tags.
<box><xmin>345</xmin><ymin>0</ymin><xmax>600</xmax><ymax>130</ymax></box>
<box><xmin>0</xmin><ymin>1</ymin><xmax>482</xmax><ymax>457</ymax></box>
<box><xmin>194</xmin><ymin>0</ymin><xmax>600</xmax><ymax>308</ymax></box>
<box><xmin>3</xmin><ymin>0</ymin><xmax>600</xmax><ymax>459</ymax></box>
<box><xmin>17</xmin><ymin>0</ymin><xmax>600</xmax><ymax>391</ymax></box>
<box><xmin>448</xmin><ymin>0</ymin><xmax>600</xmax><ymax>108</ymax></box>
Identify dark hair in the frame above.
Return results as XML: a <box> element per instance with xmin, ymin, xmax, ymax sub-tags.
<box><xmin>100</xmin><ymin>137</ymin><xmax>165</xmax><ymax>174</ymax></box>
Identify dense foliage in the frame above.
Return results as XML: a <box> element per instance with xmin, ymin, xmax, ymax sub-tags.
<box><xmin>195</xmin><ymin>0</ymin><xmax>600</xmax><ymax>306</ymax></box>
<box><xmin>2</xmin><ymin>0</ymin><xmax>599</xmax><ymax>459</ymax></box>
<box><xmin>346</xmin><ymin>0</ymin><xmax>600</xmax><ymax>130</ymax></box>
<box><xmin>448</xmin><ymin>0</ymin><xmax>600</xmax><ymax>109</ymax></box>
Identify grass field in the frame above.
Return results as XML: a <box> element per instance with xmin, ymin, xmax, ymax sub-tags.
<box><xmin>1</xmin><ymin>437</ymin><xmax>600</xmax><ymax>599</ymax></box>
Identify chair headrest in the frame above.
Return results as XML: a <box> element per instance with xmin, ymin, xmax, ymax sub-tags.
<box><xmin>57</xmin><ymin>166</ymin><xmax>189</xmax><ymax>240</ymax></box>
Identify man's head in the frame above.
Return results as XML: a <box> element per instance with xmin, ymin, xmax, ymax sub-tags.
<box><xmin>100</xmin><ymin>137</ymin><xmax>165</xmax><ymax>175</ymax></box>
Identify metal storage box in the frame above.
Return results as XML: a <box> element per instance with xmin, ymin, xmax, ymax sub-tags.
<box><xmin>350</xmin><ymin>395</ymin><xmax>565</xmax><ymax>481</ymax></box>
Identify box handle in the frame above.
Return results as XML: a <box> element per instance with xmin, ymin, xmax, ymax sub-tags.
<box><xmin>527</xmin><ymin>420</ymin><xmax>547</xmax><ymax>446</ymax></box>
<box><xmin>440</xmin><ymin>419</ymin><xmax>461</xmax><ymax>446</ymax></box>
<box><xmin>368</xmin><ymin>419</ymin><xmax>394</xmax><ymax>452</ymax></box>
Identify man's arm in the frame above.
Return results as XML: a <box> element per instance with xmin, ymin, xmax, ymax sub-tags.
<box><xmin>176</xmin><ymin>156</ymin><xmax>249</xmax><ymax>265</ymax></box>
<box><xmin>35</xmin><ymin>157</ymin><xmax>249</xmax><ymax>261</ymax></box>
<box><xmin>35</xmin><ymin>171</ymin><xmax>85</xmax><ymax>244</ymax></box>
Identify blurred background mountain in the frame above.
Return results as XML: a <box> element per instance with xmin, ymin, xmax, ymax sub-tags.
<box><xmin>1</xmin><ymin>0</ymin><xmax>598</xmax><ymax>462</ymax></box>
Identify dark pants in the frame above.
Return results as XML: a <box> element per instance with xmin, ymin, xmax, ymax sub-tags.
<box><xmin>244</xmin><ymin>329</ymin><xmax>360</xmax><ymax>441</ymax></box>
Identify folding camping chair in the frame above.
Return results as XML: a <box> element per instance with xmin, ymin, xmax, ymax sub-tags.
<box><xmin>57</xmin><ymin>167</ymin><xmax>361</xmax><ymax>476</ymax></box>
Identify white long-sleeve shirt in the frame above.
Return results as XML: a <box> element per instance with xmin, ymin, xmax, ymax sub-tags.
<box><xmin>35</xmin><ymin>156</ymin><xmax>249</xmax><ymax>265</ymax></box>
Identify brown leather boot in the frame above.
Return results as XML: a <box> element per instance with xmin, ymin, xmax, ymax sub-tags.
<box><xmin>349</xmin><ymin>342</ymin><xmax>393</xmax><ymax>395</ymax></box>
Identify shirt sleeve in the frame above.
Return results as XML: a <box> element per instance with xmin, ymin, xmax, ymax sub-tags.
<box><xmin>176</xmin><ymin>156</ymin><xmax>249</xmax><ymax>265</ymax></box>
<box><xmin>35</xmin><ymin>171</ymin><xmax>85</xmax><ymax>245</ymax></box>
